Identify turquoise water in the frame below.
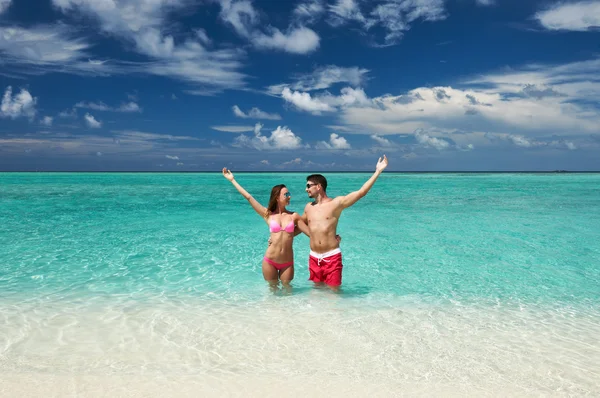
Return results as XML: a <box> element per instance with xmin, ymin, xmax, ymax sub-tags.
<box><xmin>1</xmin><ymin>172</ymin><xmax>600</xmax><ymax>395</ymax></box>
<box><xmin>2</xmin><ymin>172</ymin><xmax>599</xmax><ymax>304</ymax></box>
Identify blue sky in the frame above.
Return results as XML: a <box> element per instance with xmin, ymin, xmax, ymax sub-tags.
<box><xmin>0</xmin><ymin>0</ymin><xmax>599</xmax><ymax>171</ymax></box>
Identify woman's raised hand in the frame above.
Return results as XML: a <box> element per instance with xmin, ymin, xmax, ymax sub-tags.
<box><xmin>222</xmin><ymin>167</ymin><xmax>234</xmax><ymax>181</ymax></box>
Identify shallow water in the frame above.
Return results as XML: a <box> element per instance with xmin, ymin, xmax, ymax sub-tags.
<box><xmin>1</xmin><ymin>172</ymin><xmax>599</xmax><ymax>395</ymax></box>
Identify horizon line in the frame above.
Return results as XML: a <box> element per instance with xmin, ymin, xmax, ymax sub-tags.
<box><xmin>1</xmin><ymin>170</ymin><xmax>598</xmax><ymax>174</ymax></box>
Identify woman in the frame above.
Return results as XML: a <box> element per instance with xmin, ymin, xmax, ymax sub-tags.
<box><xmin>222</xmin><ymin>168</ymin><xmax>309</xmax><ymax>286</ymax></box>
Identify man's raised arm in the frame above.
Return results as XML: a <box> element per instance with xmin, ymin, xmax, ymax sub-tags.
<box><xmin>339</xmin><ymin>155</ymin><xmax>388</xmax><ymax>209</ymax></box>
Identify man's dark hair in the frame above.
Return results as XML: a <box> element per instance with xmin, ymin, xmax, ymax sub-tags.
<box><xmin>307</xmin><ymin>174</ymin><xmax>327</xmax><ymax>192</ymax></box>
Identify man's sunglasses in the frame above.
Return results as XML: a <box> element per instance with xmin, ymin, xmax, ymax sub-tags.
<box><xmin>306</xmin><ymin>183</ymin><xmax>317</xmax><ymax>189</ymax></box>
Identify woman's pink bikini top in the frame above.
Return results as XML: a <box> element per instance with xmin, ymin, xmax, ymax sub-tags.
<box><xmin>269</xmin><ymin>218</ymin><xmax>295</xmax><ymax>233</ymax></box>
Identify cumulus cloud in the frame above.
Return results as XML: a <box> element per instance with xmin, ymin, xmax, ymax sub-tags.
<box><xmin>233</xmin><ymin>123</ymin><xmax>306</xmax><ymax>150</ymax></box>
<box><xmin>118</xmin><ymin>102</ymin><xmax>142</xmax><ymax>112</ymax></box>
<box><xmin>1</xmin><ymin>86</ymin><xmax>37</xmax><ymax>119</ymax></box>
<box><xmin>414</xmin><ymin>130</ymin><xmax>450</xmax><ymax>150</ymax></box>
<box><xmin>506</xmin><ymin>134</ymin><xmax>533</xmax><ymax>148</ymax></box>
<box><xmin>370</xmin><ymin>134</ymin><xmax>392</xmax><ymax>146</ymax></box>
<box><xmin>84</xmin><ymin>113</ymin><xmax>101</xmax><ymax>128</ymax></box>
<box><xmin>337</xmin><ymin>58</ymin><xmax>600</xmax><ymax>141</ymax></box>
<box><xmin>535</xmin><ymin>1</ymin><xmax>600</xmax><ymax>31</ymax></box>
<box><xmin>40</xmin><ymin>116</ymin><xmax>53</xmax><ymax>126</ymax></box>
<box><xmin>282</xmin><ymin>157</ymin><xmax>303</xmax><ymax>166</ymax></box>
<box><xmin>282</xmin><ymin>87</ymin><xmax>334</xmax><ymax>114</ymax></box>
<box><xmin>316</xmin><ymin>133</ymin><xmax>351</xmax><ymax>149</ymax></box>
<box><xmin>252</xmin><ymin>27</ymin><xmax>320</xmax><ymax>54</ymax></box>
<box><xmin>219</xmin><ymin>0</ymin><xmax>320</xmax><ymax>54</ymax></box>
<box><xmin>321</xmin><ymin>87</ymin><xmax>371</xmax><ymax>108</ymax></box>
<box><xmin>232</xmin><ymin>105</ymin><xmax>281</xmax><ymax>120</ymax></box>
<box><xmin>165</xmin><ymin>155</ymin><xmax>179</xmax><ymax>160</ymax></box>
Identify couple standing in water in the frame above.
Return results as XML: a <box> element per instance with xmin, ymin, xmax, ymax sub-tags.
<box><xmin>222</xmin><ymin>155</ymin><xmax>388</xmax><ymax>290</ymax></box>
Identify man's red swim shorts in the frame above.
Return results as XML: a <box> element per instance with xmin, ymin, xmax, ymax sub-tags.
<box><xmin>309</xmin><ymin>248</ymin><xmax>343</xmax><ymax>286</ymax></box>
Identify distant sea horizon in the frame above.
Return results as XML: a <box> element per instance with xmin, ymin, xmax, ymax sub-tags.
<box><xmin>2</xmin><ymin>170</ymin><xmax>600</xmax><ymax>173</ymax></box>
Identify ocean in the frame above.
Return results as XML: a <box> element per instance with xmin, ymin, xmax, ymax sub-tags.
<box><xmin>1</xmin><ymin>172</ymin><xmax>599</xmax><ymax>396</ymax></box>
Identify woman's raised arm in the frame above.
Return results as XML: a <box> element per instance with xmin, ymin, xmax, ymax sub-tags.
<box><xmin>222</xmin><ymin>168</ymin><xmax>268</xmax><ymax>218</ymax></box>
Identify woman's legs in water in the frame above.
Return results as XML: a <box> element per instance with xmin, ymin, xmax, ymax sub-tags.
<box><xmin>261</xmin><ymin>260</ymin><xmax>279</xmax><ymax>287</ymax></box>
<box><xmin>279</xmin><ymin>265</ymin><xmax>294</xmax><ymax>286</ymax></box>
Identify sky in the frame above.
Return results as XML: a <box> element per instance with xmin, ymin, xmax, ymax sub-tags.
<box><xmin>0</xmin><ymin>0</ymin><xmax>599</xmax><ymax>171</ymax></box>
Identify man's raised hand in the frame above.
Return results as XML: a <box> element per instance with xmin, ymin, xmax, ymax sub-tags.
<box><xmin>222</xmin><ymin>167</ymin><xmax>234</xmax><ymax>181</ymax></box>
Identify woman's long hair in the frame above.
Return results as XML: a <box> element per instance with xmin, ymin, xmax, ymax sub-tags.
<box><xmin>265</xmin><ymin>184</ymin><xmax>286</xmax><ymax>218</ymax></box>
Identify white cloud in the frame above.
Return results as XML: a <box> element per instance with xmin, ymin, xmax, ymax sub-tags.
<box><xmin>234</xmin><ymin>123</ymin><xmax>306</xmax><ymax>150</ymax></box>
<box><xmin>497</xmin><ymin>133</ymin><xmax>578</xmax><ymax>150</ymax></box>
<box><xmin>322</xmin><ymin>87</ymin><xmax>371</xmax><ymax>107</ymax></box>
<box><xmin>1</xmin><ymin>86</ymin><xmax>37</xmax><ymax>119</ymax></box>
<box><xmin>218</xmin><ymin>0</ymin><xmax>320</xmax><ymax>54</ymax></box>
<box><xmin>113</xmin><ymin>130</ymin><xmax>199</xmax><ymax>142</ymax></box>
<box><xmin>280</xmin><ymin>85</ymin><xmax>371</xmax><ymax>116</ymax></box>
<box><xmin>252</xmin><ymin>26</ymin><xmax>320</xmax><ymax>54</ymax></box>
<box><xmin>40</xmin><ymin>116</ymin><xmax>53</xmax><ymax>126</ymax></box>
<box><xmin>260</xmin><ymin>159</ymin><xmax>269</xmax><ymax>165</ymax></box>
<box><xmin>507</xmin><ymin>134</ymin><xmax>533</xmax><ymax>148</ymax></box>
<box><xmin>0</xmin><ymin>25</ymin><xmax>112</xmax><ymax>75</ymax></box>
<box><xmin>316</xmin><ymin>133</ymin><xmax>351</xmax><ymax>149</ymax></box>
<box><xmin>58</xmin><ymin>108</ymin><xmax>77</xmax><ymax>118</ymax></box>
<box><xmin>370</xmin><ymin>135</ymin><xmax>391</xmax><ymax>146</ymax></box>
<box><xmin>211</xmin><ymin>125</ymin><xmax>256</xmax><ymax>133</ymax></box>
<box><xmin>76</xmin><ymin>101</ymin><xmax>111</xmax><ymax>111</ymax></box>
<box><xmin>327</xmin><ymin>0</ymin><xmax>446</xmax><ymax>46</ymax></box>
<box><xmin>337</xmin><ymin>62</ymin><xmax>600</xmax><ymax>140</ymax></box>
<box><xmin>329</xmin><ymin>0</ymin><xmax>366</xmax><ymax>25</ymax></box>
<box><xmin>415</xmin><ymin>130</ymin><xmax>450</xmax><ymax>150</ymax></box>
<box><xmin>165</xmin><ymin>155</ymin><xmax>179</xmax><ymax>160</ymax></box>
<box><xmin>218</xmin><ymin>0</ymin><xmax>258</xmax><ymax>38</ymax></box>
<box><xmin>84</xmin><ymin>113</ymin><xmax>101</xmax><ymax>128</ymax></box>
<box><xmin>52</xmin><ymin>0</ymin><xmax>247</xmax><ymax>91</ymax></box>
<box><xmin>535</xmin><ymin>1</ymin><xmax>600</xmax><ymax>31</ymax></box>
<box><xmin>75</xmin><ymin>100</ymin><xmax>142</xmax><ymax>113</ymax></box>
<box><xmin>232</xmin><ymin>105</ymin><xmax>281</xmax><ymax>120</ymax></box>
<box><xmin>118</xmin><ymin>102</ymin><xmax>142</xmax><ymax>112</ymax></box>
<box><xmin>0</xmin><ymin>0</ymin><xmax>11</xmax><ymax>14</ymax></box>
<box><xmin>293</xmin><ymin>0</ymin><xmax>325</xmax><ymax>24</ymax></box>
<box><xmin>282</xmin><ymin>157</ymin><xmax>303</xmax><ymax>166</ymax></box>
<box><xmin>282</xmin><ymin>87</ymin><xmax>334</xmax><ymax>114</ymax></box>
<box><xmin>268</xmin><ymin>65</ymin><xmax>369</xmax><ymax>94</ymax></box>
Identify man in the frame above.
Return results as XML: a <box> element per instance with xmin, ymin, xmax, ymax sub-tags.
<box><xmin>302</xmin><ymin>155</ymin><xmax>388</xmax><ymax>289</ymax></box>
